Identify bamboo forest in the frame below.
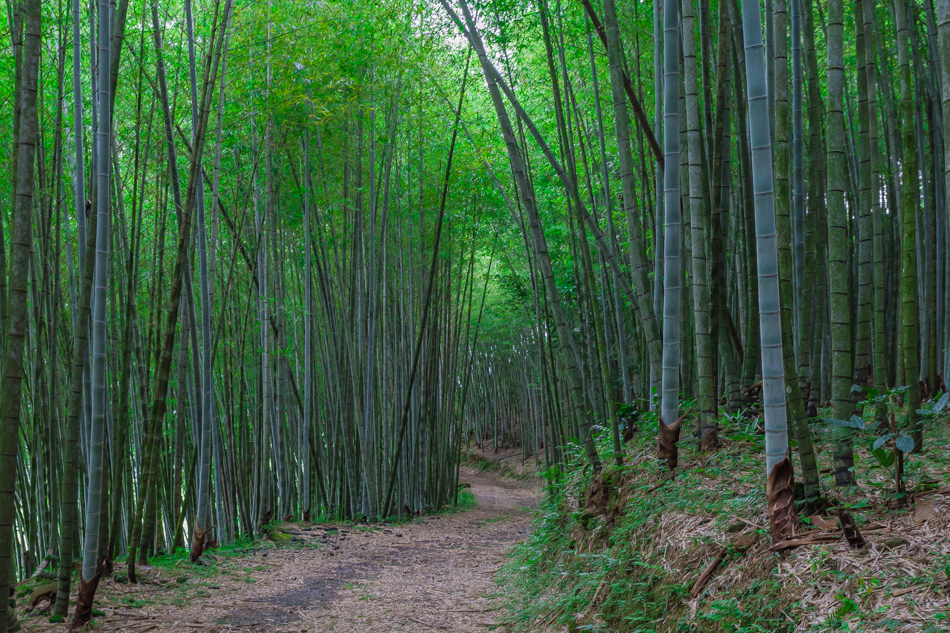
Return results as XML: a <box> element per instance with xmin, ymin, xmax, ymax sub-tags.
<box><xmin>0</xmin><ymin>0</ymin><xmax>949</xmax><ymax>630</ymax></box>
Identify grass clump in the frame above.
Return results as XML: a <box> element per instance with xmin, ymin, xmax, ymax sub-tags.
<box><xmin>455</xmin><ymin>486</ymin><xmax>478</xmax><ymax>510</ymax></box>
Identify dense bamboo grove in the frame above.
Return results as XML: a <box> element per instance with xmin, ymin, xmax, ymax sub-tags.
<box><xmin>0</xmin><ymin>0</ymin><xmax>948</xmax><ymax>628</ymax></box>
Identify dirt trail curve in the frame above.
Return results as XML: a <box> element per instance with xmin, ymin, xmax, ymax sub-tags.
<box><xmin>32</xmin><ymin>467</ymin><xmax>538</xmax><ymax>633</ymax></box>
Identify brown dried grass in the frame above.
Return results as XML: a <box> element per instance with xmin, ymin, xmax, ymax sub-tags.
<box><xmin>544</xmin><ymin>417</ymin><xmax>950</xmax><ymax>632</ymax></box>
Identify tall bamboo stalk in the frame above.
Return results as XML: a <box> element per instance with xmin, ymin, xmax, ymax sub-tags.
<box><xmin>740</xmin><ymin>0</ymin><xmax>796</xmax><ymax>541</ymax></box>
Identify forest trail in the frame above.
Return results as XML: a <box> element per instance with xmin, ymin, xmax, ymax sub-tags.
<box><xmin>29</xmin><ymin>467</ymin><xmax>538</xmax><ymax>633</ymax></box>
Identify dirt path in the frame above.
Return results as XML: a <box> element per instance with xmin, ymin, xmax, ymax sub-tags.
<box><xmin>26</xmin><ymin>467</ymin><xmax>537</xmax><ymax>632</ymax></box>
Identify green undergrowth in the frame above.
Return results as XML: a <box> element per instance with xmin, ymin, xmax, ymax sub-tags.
<box><xmin>499</xmin><ymin>406</ymin><xmax>950</xmax><ymax>633</ymax></box>
<box><xmin>455</xmin><ymin>486</ymin><xmax>479</xmax><ymax>510</ymax></box>
<box><xmin>499</xmin><ymin>419</ymin><xmax>786</xmax><ymax>633</ymax></box>
<box><xmin>145</xmin><ymin>535</ymin><xmax>259</xmax><ymax>569</ymax></box>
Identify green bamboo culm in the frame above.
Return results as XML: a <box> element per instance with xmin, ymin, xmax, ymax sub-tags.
<box><xmin>853</xmin><ymin>0</ymin><xmax>873</xmax><ymax>395</ymax></box>
<box><xmin>775</xmin><ymin>0</ymin><xmax>820</xmax><ymax>503</ymax></box>
<box><xmin>660</xmin><ymin>0</ymin><xmax>681</xmax><ymax>433</ymax></box>
<box><xmin>894</xmin><ymin>0</ymin><xmax>922</xmax><ymax>451</ymax></box>
<box><xmin>939</xmin><ymin>0</ymin><xmax>950</xmax><ymax>387</ymax></box>
<box><xmin>740</xmin><ymin>0</ymin><xmax>796</xmax><ymax>540</ymax></box>
<box><xmin>682</xmin><ymin>0</ymin><xmax>717</xmax><ymax>452</ymax></box>
<box><xmin>54</xmin><ymin>0</ymin><xmax>94</xmax><ymax>616</ymax></box>
<box><xmin>865</xmin><ymin>0</ymin><xmax>888</xmax><ymax>423</ymax></box>
<box><xmin>84</xmin><ymin>0</ymin><xmax>113</xmax><ymax>585</ymax></box>
<box><xmin>791</xmin><ymin>0</ymin><xmax>805</xmax><ymax>320</ymax></box>
<box><xmin>599</xmin><ymin>0</ymin><xmax>663</xmax><ymax>402</ymax></box>
<box><xmin>0</xmin><ymin>0</ymin><xmax>41</xmax><ymax>630</ymax></box>
<box><xmin>72</xmin><ymin>0</ymin><xmax>113</xmax><ymax>627</ymax></box>
<box><xmin>186</xmin><ymin>0</ymin><xmax>215</xmax><ymax>560</ymax></box>
<box><xmin>826</xmin><ymin>0</ymin><xmax>855</xmax><ymax>486</ymax></box>
<box><xmin>302</xmin><ymin>132</ymin><xmax>313</xmax><ymax>521</ymax></box>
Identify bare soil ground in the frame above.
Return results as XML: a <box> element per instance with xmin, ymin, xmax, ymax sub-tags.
<box><xmin>23</xmin><ymin>467</ymin><xmax>538</xmax><ymax>633</ymax></box>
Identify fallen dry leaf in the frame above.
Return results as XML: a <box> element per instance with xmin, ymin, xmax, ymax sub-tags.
<box><xmin>808</xmin><ymin>515</ymin><xmax>838</xmax><ymax>532</ymax></box>
<box><xmin>914</xmin><ymin>499</ymin><xmax>937</xmax><ymax>525</ymax></box>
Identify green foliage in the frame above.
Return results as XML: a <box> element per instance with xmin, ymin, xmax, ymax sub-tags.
<box><xmin>917</xmin><ymin>391</ymin><xmax>949</xmax><ymax>419</ymax></box>
<box><xmin>820</xmin><ymin>415</ymin><xmax>867</xmax><ymax>430</ymax></box>
<box><xmin>499</xmin><ymin>409</ymin><xmax>950</xmax><ymax>632</ymax></box>
<box><xmin>456</xmin><ymin>487</ymin><xmax>478</xmax><ymax>510</ymax></box>
<box><xmin>498</xmin><ymin>418</ymin><xmax>791</xmax><ymax>633</ymax></box>
<box><xmin>125</xmin><ymin>535</ymin><xmax>259</xmax><ymax>578</ymax></box>
<box><xmin>825</xmin><ymin>385</ymin><xmax>925</xmax><ymax>484</ymax></box>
